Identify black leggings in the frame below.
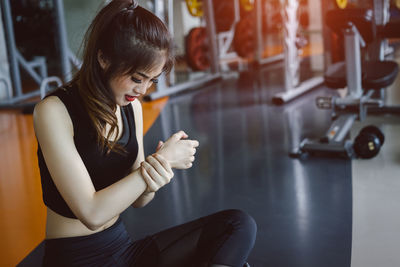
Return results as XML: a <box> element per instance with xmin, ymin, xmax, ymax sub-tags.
<box><xmin>43</xmin><ymin>209</ymin><xmax>257</xmax><ymax>267</ymax></box>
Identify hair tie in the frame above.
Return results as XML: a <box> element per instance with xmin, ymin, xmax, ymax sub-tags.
<box><xmin>121</xmin><ymin>1</ymin><xmax>138</xmax><ymax>12</ymax></box>
<box><xmin>127</xmin><ymin>0</ymin><xmax>138</xmax><ymax>10</ymax></box>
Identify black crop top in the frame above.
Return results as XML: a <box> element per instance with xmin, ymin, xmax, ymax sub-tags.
<box><xmin>37</xmin><ymin>83</ymin><xmax>139</xmax><ymax>218</ymax></box>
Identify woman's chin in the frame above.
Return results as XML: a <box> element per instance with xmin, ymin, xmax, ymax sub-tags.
<box><xmin>116</xmin><ymin>99</ymin><xmax>131</xmax><ymax>106</ymax></box>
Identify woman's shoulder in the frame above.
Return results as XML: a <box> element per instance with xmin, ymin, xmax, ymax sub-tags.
<box><xmin>33</xmin><ymin>84</ymin><xmax>78</xmax><ymax>129</ymax></box>
<box><xmin>34</xmin><ymin>85</ymin><xmax>71</xmax><ymax>115</ymax></box>
<box><xmin>33</xmin><ymin>95</ymin><xmax>74</xmax><ymax>143</ymax></box>
<box><xmin>34</xmin><ymin>94</ymin><xmax>71</xmax><ymax>126</ymax></box>
<box><xmin>45</xmin><ymin>83</ymin><xmax>77</xmax><ymax>101</ymax></box>
<box><xmin>37</xmin><ymin>83</ymin><xmax>82</xmax><ymax>117</ymax></box>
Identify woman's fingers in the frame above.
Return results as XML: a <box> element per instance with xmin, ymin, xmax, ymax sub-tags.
<box><xmin>154</xmin><ymin>131</ymin><xmax>199</xmax><ymax>170</ymax></box>
<box><xmin>140</xmin><ymin>164</ymin><xmax>159</xmax><ymax>192</ymax></box>
<box><xmin>156</xmin><ymin>141</ymin><xmax>164</xmax><ymax>151</ymax></box>
<box><xmin>190</xmin><ymin>140</ymin><xmax>199</xmax><ymax>147</ymax></box>
<box><xmin>153</xmin><ymin>154</ymin><xmax>174</xmax><ymax>177</ymax></box>
<box><xmin>140</xmin><ymin>155</ymin><xmax>174</xmax><ymax>193</ymax></box>
<box><xmin>185</xmin><ymin>162</ymin><xmax>193</xmax><ymax>168</ymax></box>
<box><xmin>146</xmin><ymin>155</ymin><xmax>172</xmax><ymax>182</ymax></box>
<box><xmin>169</xmin><ymin>131</ymin><xmax>188</xmax><ymax>142</ymax></box>
<box><xmin>142</xmin><ymin>161</ymin><xmax>165</xmax><ymax>188</ymax></box>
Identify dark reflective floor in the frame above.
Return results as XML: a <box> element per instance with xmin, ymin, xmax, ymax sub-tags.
<box><xmin>122</xmin><ymin>63</ymin><xmax>352</xmax><ymax>267</ymax></box>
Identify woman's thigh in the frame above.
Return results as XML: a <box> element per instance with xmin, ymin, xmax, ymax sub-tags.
<box><xmin>134</xmin><ymin>209</ymin><xmax>257</xmax><ymax>267</ymax></box>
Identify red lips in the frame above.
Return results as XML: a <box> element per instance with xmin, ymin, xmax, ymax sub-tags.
<box><xmin>125</xmin><ymin>95</ymin><xmax>136</xmax><ymax>102</ymax></box>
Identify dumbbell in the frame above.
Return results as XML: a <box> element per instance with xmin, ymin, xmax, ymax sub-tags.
<box><xmin>353</xmin><ymin>125</ymin><xmax>385</xmax><ymax>159</ymax></box>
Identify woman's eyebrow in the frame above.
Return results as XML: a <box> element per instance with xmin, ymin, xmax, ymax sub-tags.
<box><xmin>136</xmin><ymin>72</ymin><xmax>162</xmax><ymax>79</ymax></box>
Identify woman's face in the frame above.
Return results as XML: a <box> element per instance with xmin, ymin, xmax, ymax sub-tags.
<box><xmin>109</xmin><ymin>57</ymin><xmax>166</xmax><ymax>106</ymax></box>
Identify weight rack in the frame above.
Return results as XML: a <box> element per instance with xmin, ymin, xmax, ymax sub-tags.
<box><xmin>0</xmin><ymin>0</ymin><xmax>80</xmax><ymax>108</ymax></box>
<box><xmin>254</xmin><ymin>0</ymin><xmax>284</xmax><ymax>66</ymax></box>
<box><xmin>147</xmin><ymin>0</ymin><xmax>295</xmax><ymax>101</ymax></box>
<box><xmin>146</xmin><ymin>0</ymin><xmax>221</xmax><ymax>101</ymax></box>
<box><xmin>272</xmin><ymin>0</ymin><xmax>324</xmax><ymax>104</ymax></box>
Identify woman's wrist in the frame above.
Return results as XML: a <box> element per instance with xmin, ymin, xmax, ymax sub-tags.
<box><xmin>142</xmin><ymin>191</ymin><xmax>155</xmax><ymax>197</ymax></box>
<box><xmin>139</xmin><ymin>164</ymin><xmax>154</xmax><ymax>194</ymax></box>
<box><xmin>153</xmin><ymin>152</ymin><xmax>175</xmax><ymax>169</ymax></box>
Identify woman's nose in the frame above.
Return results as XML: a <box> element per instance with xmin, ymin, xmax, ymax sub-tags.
<box><xmin>135</xmin><ymin>83</ymin><xmax>148</xmax><ymax>95</ymax></box>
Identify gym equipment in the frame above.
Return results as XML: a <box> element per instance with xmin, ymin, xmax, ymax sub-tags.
<box><xmin>186</xmin><ymin>27</ymin><xmax>210</xmax><ymax>71</ymax></box>
<box><xmin>213</xmin><ymin>0</ymin><xmax>235</xmax><ymax>32</ymax></box>
<box><xmin>353</xmin><ymin>125</ymin><xmax>385</xmax><ymax>159</ymax></box>
<box><xmin>359</xmin><ymin>125</ymin><xmax>385</xmax><ymax>145</ymax></box>
<box><xmin>186</xmin><ymin>0</ymin><xmax>203</xmax><ymax>17</ymax></box>
<box><xmin>211</xmin><ymin>0</ymin><xmax>252</xmax><ymax>72</ymax></box>
<box><xmin>148</xmin><ymin>0</ymin><xmax>286</xmax><ymax>100</ymax></box>
<box><xmin>330</xmin><ymin>32</ymin><xmax>345</xmax><ymax>63</ymax></box>
<box><xmin>293</xmin><ymin>3</ymin><xmax>399</xmax><ymax>159</ymax></box>
<box><xmin>239</xmin><ymin>0</ymin><xmax>254</xmax><ymax>19</ymax></box>
<box><xmin>254</xmin><ymin>0</ymin><xmax>284</xmax><ymax>65</ymax></box>
<box><xmin>12</xmin><ymin>3</ymin><xmax>56</xmax><ymax>61</ymax></box>
<box><xmin>299</xmin><ymin>0</ymin><xmax>309</xmax><ymax>28</ymax></box>
<box><xmin>233</xmin><ymin>17</ymin><xmax>256</xmax><ymax>58</ymax></box>
<box><xmin>146</xmin><ymin>0</ymin><xmax>220</xmax><ymax>100</ymax></box>
<box><xmin>272</xmin><ymin>0</ymin><xmax>324</xmax><ymax>104</ymax></box>
<box><xmin>240</xmin><ymin>0</ymin><xmax>254</xmax><ymax>11</ymax></box>
<box><xmin>0</xmin><ymin>0</ymin><xmax>70</xmax><ymax>109</ymax></box>
<box><xmin>299</xmin><ymin>10</ymin><xmax>309</xmax><ymax>28</ymax></box>
<box><xmin>335</xmin><ymin>0</ymin><xmax>348</xmax><ymax>9</ymax></box>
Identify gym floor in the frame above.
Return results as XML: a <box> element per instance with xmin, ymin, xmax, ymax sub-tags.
<box><xmin>1</xmin><ymin>47</ymin><xmax>399</xmax><ymax>267</ymax></box>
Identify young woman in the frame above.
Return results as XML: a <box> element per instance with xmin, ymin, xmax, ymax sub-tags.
<box><xmin>33</xmin><ymin>1</ymin><xmax>257</xmax><ymax>266</ymax></box>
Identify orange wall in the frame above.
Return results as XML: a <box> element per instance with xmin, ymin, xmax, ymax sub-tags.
<box><xmin>0</xmin><ymin>111</ymin><xmax>46</xmax><ymax>267</ymax></box>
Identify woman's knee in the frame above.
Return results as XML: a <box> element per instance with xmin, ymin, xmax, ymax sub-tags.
<box><xmin>221</xmin><ymin>209</ymin><xmax>257</xmax><ymax>240</ymax></box>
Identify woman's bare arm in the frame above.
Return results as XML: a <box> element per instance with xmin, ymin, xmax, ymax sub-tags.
<box><xmin>34</xmin><ymin>96</ymin><xmax>149</xmax><ymax>231</ymax></box>
<box><xmin>130</xmin><ymin>99</ymin><xmax>155</xmax><ymax>208</ymax></box>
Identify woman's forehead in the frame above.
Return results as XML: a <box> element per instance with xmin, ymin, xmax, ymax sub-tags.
<box><xmin>137</xmin><ymin>58</ymin><xmax>166</xmax><ymax>77</ymax></box>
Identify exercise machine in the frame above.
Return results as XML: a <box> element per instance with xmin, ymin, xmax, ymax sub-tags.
<box><xmin>0</xmin><ymin>0</ymin><xmax>80</xmax><ymax>109</ymax></box>
<box><xmin>293</xmin><ymin>2</ymin><xmax>399</xmax><ymax>158</ymax></box>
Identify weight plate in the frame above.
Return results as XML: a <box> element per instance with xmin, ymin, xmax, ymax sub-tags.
<box><xmin>214</xmin><ymin>0</ymin><xmax>235</xmax><ymax>32</ymax></box>
<box><xmin>186</xmin><ymin>27</ymin><xmax>210</xmax><ymax>71</ymax></box>
<box><xmin>360</xmin><ymin>125</ymin><xmax>385</xmax><ymax>145</ymax></box>
<box><xmin>186</xmin><ymin>0</ymin><xmax>203</xmax><ymax>17</ymax></box>
<box><xmin>300</xmin><ymin>11</ymin><xmax>309</xmax><ymax>28</ymax></box>
<box><xmin>240</xmin><ymin>0</ymin><xmax>255</xmax><ymax>12</ymax></box>
<box><xmin>336</xmin><ymin>0</ymin><xmax>347</xmax><ymax>9</ymax></box>
<box><xmin>233</xmin><ymin>17</ymin><xmax>256</xmax><ymax>58</ymax></box>
<box><xmin>353</xmin><ymin>133</ymin><xmax>381</xmax><ymax>159</ymax></box>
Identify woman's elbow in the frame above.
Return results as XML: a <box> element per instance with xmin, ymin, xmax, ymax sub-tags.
<box><xmin>131</xmin><ymin>202</ymin><xmax>146</xmax><ymax>208</ymax></box>
<box><xmin>79</xmin><ymin>215</ymin><xmax>102</xmax><ymax>231</ymax></box>
<box><xmin>75</xmin><ymin>209</ymin><xmax>104</xmax><ymax>231</ymax></box>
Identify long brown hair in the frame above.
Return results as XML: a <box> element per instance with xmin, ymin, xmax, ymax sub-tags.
<box><xmin>72</xmin><ymin>0</ymin><xmax>174</xmax><ymax>154</ymax></box>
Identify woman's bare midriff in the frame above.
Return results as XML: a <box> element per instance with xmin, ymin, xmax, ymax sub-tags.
<box><xmin>45</xmin><ymin>207</ymin><xmax>119</xmax><ymax>239</ymax></box>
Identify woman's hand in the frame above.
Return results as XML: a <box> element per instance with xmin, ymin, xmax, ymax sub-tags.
<box><xmin>141</xmin><ymin>154</ymin><xmax>174</xmax><ymax>193</ymax></box>
<box><xmin>155</xmin><ymin>131</ymin><xmax>199</xmax><ymax>169</ymax></box>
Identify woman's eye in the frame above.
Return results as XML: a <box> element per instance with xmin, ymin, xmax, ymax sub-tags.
<box><xmin>131</xmin><ymin>77</ymin><xmax>142</xmax><ymax>83</ymax></box>
<box><xmin>151</xmin><ymin>79</ymin><xmax>159</xmax><ymax>84</ymax></box>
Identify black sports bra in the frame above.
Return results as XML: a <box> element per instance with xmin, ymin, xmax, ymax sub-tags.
<box><xmin>37</xmin><ymin>83</ymin><xmax>139</xmax><ymax>218</ymax></box>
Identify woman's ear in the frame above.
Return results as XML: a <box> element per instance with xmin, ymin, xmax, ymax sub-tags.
<box><xmin>97</xmin><ymin>50</ymin><xmax>109</xmax><ymax>70</ymax></box>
